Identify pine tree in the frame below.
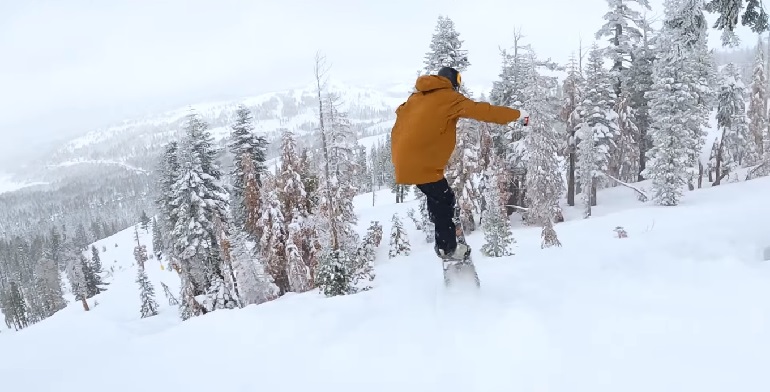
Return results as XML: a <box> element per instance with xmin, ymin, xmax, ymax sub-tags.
<box><xmin>64</xmin><ymin>240</ymin><xmax>89</xmax><ymax>311</ymax></box>
<box><xmin>34</xmin><ymin>250</ymin><xmax>66</xmax><ymax>318</ymax></box>
<box><xmin>355</xmin><ymin>144</ymin><xmax>371</xmax><ymax>194</ymax></box>
<box><xmin>575</xmin><ymin>44</ymin><xmax>620</xmax><ymax>215</ymax></box>
<box><xmin>626</xmin><ymin>17</ymin><xmax>656</xmax><ymax>181</ymax></box>
<box><xmin>388</xmin><ymin>213</ymin><xmax>411</xmax><ymax>258</ymax></box>
<box><xmin>134</xmin><ymin>228</ymin><xmax>159</xmax><ymax>318</ymax></box>
<box><xmin>423</xmin><ymin>15</ymin><xmax>470</xmax><ymax>74</ymax></box>
<box><xmin>151</xmin><ymin>216</ymin><xmax>163</xmax><ymax>259</ymax></box>
<box><xmin>595</xmin><ymin>0</ymin><xmax>652</xmax><ymax>94</ymax></box>
<box><xmin>613</xmin><ymin>94</ymin><xmax>641</xmax><ymax>182</ymax></box>
<box><xmin>713</xmin><ymin>62</ymin><xmax>750</xmax><ymax>185</ymax></box>
<box><xmin>73</xmin><ymin>223</ymin><xmax>89</xmax><ymax>251</ymax></box>
<box><xmin>1</xmin><ymin>282</ymin><xmax>28</xmax><ymax>330</ymax></box>
<box><xmin>170</xmin><ymin>112</ymin><xmax>235</xmax><ymax>316</ymax></box>
<box><xmin>229</xmin><ymin>229</ymin><xmax>278</xmax><ymax>306</ymax></box>
<box><xmin>315</xmin><ymin>248</ymin><xmax>356</xmax><ymax>297</ymax></box>
<box><xmin>481</xmin><ymin>164</ymin><xmax>515</xmax><ymax>257</ymax></box>
<box><xmin>561</xmin><ymin>52</ymin><xmax>584</xmax><ymax>206</ymax></box>
<box><xmin>228</xmin><ymin>105</ymin><xmax>267</xmax><ymax>233</ymax></box>
<box><xmin>298</xmin><ymin>148</ymin><xmax>320</xmax><ymax>215</ymax></box>
<box><xmin>83</xmin><ymin>245</ymin><xmax>106</xmax><ymax>298</ymax></box>
<box><xmin>155</xmin><ymin>141</ymin><xmax>180</xmax><ymax>262</ymax></box>
<box><xmin>353</xmin><ymin>222</ymin><xmax>381</xmax><ymax>291</ymax></box>
<box><xmin>136</xmin><ymin>266</ymin><xmax>159</xmax><ymax>318</ymax></box>
<box><xmin>644</xmin><ymin>0</ymin><xmax>714</xmax><ymax>204</ymax></box>
<box><xmin>748</xmin><ymin>37</ymin><xmax>767</xmax><ymax>170</ymax></box>
<box><xmin>139</xmin><ymin>210</ymin><xmax>150</xmax><ymax>232</ymax></box>
<box><xmin>275</xmin><ymin>129</ymin><xmax>315</xmax><ymax>292</ymax></box>
<box><xmin>286</xmin><ymin>219</ymin><xmax>311</xmax><ymax>293</ymax></box>
<box><xmin>258</xmin><ymin>177</ymin><xmax>290</xmax><ymax>295</ymax></box>
<box><xmin>446</xmin><ymin>119</ymin><xmax>481</xmax><ymax>232</ymax></box>
<box><xmin>522</xmin><ymin>50</ymin><xmax>564</xmax><ymax>246</ymax></box>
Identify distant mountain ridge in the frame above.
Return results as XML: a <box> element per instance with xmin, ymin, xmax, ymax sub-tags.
<box><xmin>15</xmin><ymin>80</ymin><xmax>407</xmax><ymax>182</ymax></box>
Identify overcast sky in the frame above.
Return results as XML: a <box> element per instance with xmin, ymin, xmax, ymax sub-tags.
<box><xmin>0</xmin><ymin>0</ymin><xmax>761</xmax><ymax>165</ymax></box>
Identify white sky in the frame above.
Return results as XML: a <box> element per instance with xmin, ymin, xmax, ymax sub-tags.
<box><xmin>0</xmin><ymin>0</ymin><xmax>762</xmax><ymax>164</ymax></box>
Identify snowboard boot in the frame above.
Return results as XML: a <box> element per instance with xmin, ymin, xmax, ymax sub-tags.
<box><xmin>436</xmin><ymin>243</ymin><xmax>470</xmax><ymax>261</ymax></box>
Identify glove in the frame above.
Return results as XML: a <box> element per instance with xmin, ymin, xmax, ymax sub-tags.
<box><xmin>517</xmin><ymin>109</ymin><xmax>529</xmax><ymax>126</ymax></box>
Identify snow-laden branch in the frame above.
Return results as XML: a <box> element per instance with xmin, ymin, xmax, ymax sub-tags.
<box><xmin>598</xmin><ymin>172</ymin><xmax>649</xmax><ymax>202</ymax></box>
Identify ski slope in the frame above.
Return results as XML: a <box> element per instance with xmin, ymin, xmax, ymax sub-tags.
<box><xmin>3</xmin><ymin>178</ymin><xmax>770</xmax><ymax>391</ymax></box>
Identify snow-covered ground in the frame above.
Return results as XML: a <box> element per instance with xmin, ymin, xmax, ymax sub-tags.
<box><xmin>2</xmin><ymin>177</ymin><xmax>770</xmax><ymax>391</ymax></box>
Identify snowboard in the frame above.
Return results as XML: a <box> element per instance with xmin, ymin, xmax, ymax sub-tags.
<box><xmin>442</xmin><ymin>205</ymin><xmax>481</xmax><ymax>288</ymax></box>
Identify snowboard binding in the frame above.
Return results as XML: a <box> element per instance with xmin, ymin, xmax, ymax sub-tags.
<box><xmin>440</xmin><ymin>206</ymin><xmax>480</xmax><ymax>288</ymax></box>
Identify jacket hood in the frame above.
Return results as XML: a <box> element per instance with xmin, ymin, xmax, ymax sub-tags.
<box><xmin>414</xmin><ymin>75</ymin><xmax>454</xmax><ymax>92</ymax></box>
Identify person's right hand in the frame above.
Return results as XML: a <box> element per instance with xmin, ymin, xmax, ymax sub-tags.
<box><xmin>517</xmin><ymin>109</ymin><xmax>529</xmax><ymax>126</ymax></box>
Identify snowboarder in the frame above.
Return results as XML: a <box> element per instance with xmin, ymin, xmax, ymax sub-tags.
<box><xmin>390</xmin><ymin>66</ymin><xmax>528</xmax><ymax>261</ymax></box>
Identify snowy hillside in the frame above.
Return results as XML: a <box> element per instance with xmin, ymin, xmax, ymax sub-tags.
<box><xmin>35</xmin><ymin>80</ymin><xmax>404</xmax><ymax>174</ymax></box>
<box><xmin>3</xmin><ymin>174</ymin><xmax>770</xmax><ymax>391</ymax></box>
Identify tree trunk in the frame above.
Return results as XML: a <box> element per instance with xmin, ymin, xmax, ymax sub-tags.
<box><xmin>567</xmin><ymin>151</ymin><xmax>576</xmax><ymax>206</ymax></box>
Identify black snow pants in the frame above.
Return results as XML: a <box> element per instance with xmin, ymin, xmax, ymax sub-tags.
<box><xmin>416</xmin><ymin>177</ymin><xmax>457</xmax><ymax>255</ymax></box>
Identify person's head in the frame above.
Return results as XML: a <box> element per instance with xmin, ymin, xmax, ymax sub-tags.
<box><xmin>437</xmin><ymin>66</ymin><xmax>461</xmax><ymax>91</ymax></box>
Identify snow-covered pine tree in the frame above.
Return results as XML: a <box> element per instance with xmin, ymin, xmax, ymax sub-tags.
<box><xmin>139</xmin><ymin>211</ymin><xmax>150</xmax><ymax>232</ymax></box>
<box><xmin>170</xmin><ymin>112</ymin><xmax>236</xmax><ymax>317</ymax></box>
<box><xmin>595</xmin><ymin>0</ymin><xmax>652</xmax><ymax>95</ymax></box>
<box><xmin>666</xmin><ymin>0</ymin><xmax>717</xmax><ymax>189</ymax></box>
<box><xmin>712</xmin><ymin>62</ymin><xmax>749</xmax><ymax>185</ymax></box>
<box><xmin>257</xmin><ymin>175</ymin><xmax>290</xmax><ymax>295</ymax></box>
<box><xmin>643</xmin><ymin>0</ymin><xmax>714</xmax><ymax>204</ymax></box>
<box><xmin>155</xmin><ymin>141</ymin><xmax>180</xmax><ymax>262</ymax></box>
<box><xmin>133</xmin><ymin>227</ymin><xmax>159</xmax><ymax>318</ymax></box>
<box><xmin>446</xmin><ymin>118</ymin><xmax>481</xmax><ymax>232</ymax></box>
<box><xmin>133</xmin><ymin>226</ymin><xmax>148</xmax><ymax>269</ymax></box>
<box><xmin>625</xmin><ymin>18</ymin><xmax>656</xmax><ymax>181</ymax></box>
<box><xmin>388</xmin><ymin>213</ymin><xmax>411</xmax><ymax>259</ymax></box>
<box><xmin>423</xmin><ymin>15</ymin><xmax>470</xmax><ymax>74</ymax></box>
<box><xmin>522</xmin><ymin>51</ymin><xmax>564</xmax><ymax>246</ymax></box>
<box><xmin>285</xmin><ymin>220</ymin><xmax>311</xmax><ymax>293</ymax></box>
<box><xmin>298</xmin><ymin>148</ymin><xmax>320</xmax><ymax>215</ymax></box>
<box><xmin>136</xmin><ymin>266</ymin><xmax>159</xmax><ymax>318</ymax></box>
<box><xmin>276</xmin><ymin>129</ymin><xmax>314</xmax><ymax>292</ymax></box>
<box><xmin>480</xmin><ymin>162</ymin><xmax>515</xmax><ymax>257</ymax></box>
<box><xmin>575</xmin><ymin>43</ymin><xmax>620</xmax><ymax>216</ymax></box>
<box><xmin>355</xmin><ymin>144</ymin><xmax>371</xmax><ymax>195</ymax></box>
<box><xmin>1</xmin><ymin>282</ymin><xmax>28</xmax><ymax>330</ymax></box>
<box><xmin>747</xmin><ymin>37</ymin><xmax>767</xmax><ymax>171</ymax></box>
<box><xmin>492</xmin><ymin>32</ymin><xmax>538</xmax><ymax>212</ymax></box>
<box><xmin>228</xmin><ymin>105</ymin><xmax>267</xmax><ymax>235</ymax></box>
<box><xmin>229</xmin><ymin>229</ymin><xmax>278</xmax><ymax>306</ymax></box>
<box><xmin>151</xmin><ymin>216</ymin><xmax>163</xmax><ymax>259</ymax></box>
<box><xmin>352</xmin><ymin>222</ymin><xmax>380</xmax><ymax>291</ymax></box>
<box><xmin>612</xmin><ymin>94</ymin><xmax>641</xmax><ymax>182</ymax></box>
<box><xmin>561</xmin><ymin>52</ymin><xmax>584</xmax><ymax>206</ymax></box>
<box><xmin>64</xmin><ymin>242</ymin><xmax>89</xmax><ymax>311</ymax></box>
<box><xmin>34</xmin><ymin>249</ymin><xmax>66</xmax><ymax>318</ymax></box>
<box><xmin>83</xmin><ymin>245</ymin><xmax>106</xmax><ymax>298</ymax></box>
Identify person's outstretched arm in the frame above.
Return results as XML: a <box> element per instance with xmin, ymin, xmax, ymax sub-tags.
<box><xmin>449</xmin><ymin>94</ymin><xmax>524</xmax><ymax>124</ymax></box>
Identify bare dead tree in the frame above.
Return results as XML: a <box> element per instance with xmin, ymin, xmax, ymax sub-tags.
<box><xmin>313</xmin><ymin>51</ymin><xmax>339</xmax><ymax>250</ymax></box>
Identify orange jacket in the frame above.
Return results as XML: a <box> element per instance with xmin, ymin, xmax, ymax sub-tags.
<box><xmin>390</xmin><ymin>75</ymin><xmax>523</xmax><ymax>185</ymax></box>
